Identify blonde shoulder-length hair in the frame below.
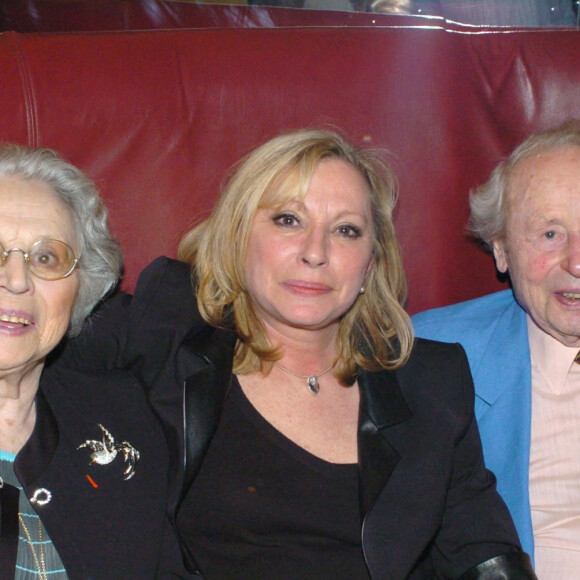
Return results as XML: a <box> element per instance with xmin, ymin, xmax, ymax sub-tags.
<box><xmin>178</xmin><ymin>129</ymin><xmax>413</xmax><ymax>384</ymax></box>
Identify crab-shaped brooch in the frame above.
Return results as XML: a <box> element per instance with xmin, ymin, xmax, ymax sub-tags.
<box><xmin>78</xmin><ymin>423</ymin><xmax>140</xmax><ymax>480</ymax></box>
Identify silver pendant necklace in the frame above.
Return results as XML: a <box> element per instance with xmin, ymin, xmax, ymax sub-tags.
<box><xmin>274</xmin><ymin>362</ymin><xmax>335</xmax><ymax>395</ymax></box>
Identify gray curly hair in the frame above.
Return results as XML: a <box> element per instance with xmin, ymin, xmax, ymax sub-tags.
<box><xmin>469</xmin><ymin>119</ymin><xmax>580</xmax><ymax>250</ymax></box>
<box><xmin>0</xmin><ymin>144</ymin><xmax>122</xmax><ymax>335</ymax></box>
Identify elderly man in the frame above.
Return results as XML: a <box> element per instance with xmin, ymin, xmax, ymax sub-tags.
<box><xmin>413</xmin><ymin>119</ymin><xmax>580</xmax><ymax>579</ymax></box>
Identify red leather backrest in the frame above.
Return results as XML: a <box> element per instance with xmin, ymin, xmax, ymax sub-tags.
<box><xmin>1</xmin><ymin>26</ymin><xmax>579</xmax><ymax>313</ymax></box>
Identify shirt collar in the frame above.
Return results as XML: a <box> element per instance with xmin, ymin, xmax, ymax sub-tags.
<box><xmin>527</xmin><ymin>315</ymin><xmax>580</xmax><ymax>393</ymax></box>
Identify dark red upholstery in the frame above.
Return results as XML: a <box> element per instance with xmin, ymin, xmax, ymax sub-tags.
<box><xmin>1</xmin><ymin>25</ymin><xmax>579</xmax><ymax>313</ymax></box>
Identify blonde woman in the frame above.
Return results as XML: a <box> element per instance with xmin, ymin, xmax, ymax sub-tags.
<box><xmin>66</xmin><ymin>129</ymin><xmax>535</xmax><ymax>579</ymax></box>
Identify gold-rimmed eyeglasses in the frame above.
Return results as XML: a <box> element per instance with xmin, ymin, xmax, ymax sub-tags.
<box><xmin>0</xmin><ymin>240</ymin><xmax>80</xmax><ymax>281</ymax></box>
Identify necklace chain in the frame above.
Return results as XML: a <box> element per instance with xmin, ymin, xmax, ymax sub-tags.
<box><xmin>19</xmin><ymin>513</ymin><xmax>48</xmax><ymax>580</ymax></box>
<box><xmin>274</xmin><ymin>362</ymin><xmax>335</xmax><ymax>395</ymax></box>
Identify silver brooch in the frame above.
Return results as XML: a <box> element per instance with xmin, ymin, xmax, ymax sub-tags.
<box><xmin>78</xmin><ymin>423</ymin><xmax>140</xmax><ymax>480</ymax></box>
<box><xmin>30</xmin><ymin>488</ymin><xmax>52</xmax><ymax>506</ymax></box>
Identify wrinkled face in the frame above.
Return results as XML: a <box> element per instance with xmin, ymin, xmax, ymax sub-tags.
<box><xmin>493</xmin><ymin>147</ymin><xmax>580</xmax><ymax>347</ymax></box>
<box><xmin>0</xmin><ymin>176</ymin><xmax>80</xmax><ymax>378</ymax></box>
<box><xmin>244</xmin><ymin>158</ymin><xmax>374</xmax><ymax>336</ymax></box>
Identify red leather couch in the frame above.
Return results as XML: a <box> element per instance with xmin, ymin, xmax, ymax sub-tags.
<box><xmin>1</xmin><ymin>20</ymin><xmax>579</xmax><ymax>313</ymax></box>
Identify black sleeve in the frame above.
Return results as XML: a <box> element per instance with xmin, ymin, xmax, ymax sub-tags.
<box><xmin>457</xmin><ymin>552</ymin><xmax>537</xmax><ymax>579</ymax></box>
<box><xmin>51</xmin><ymin>291</ymin><xmax>132</xmax><ymax>372</ymax></box>
<box><xmin>53</xmin><ymin>256</ymin><xmax>199</xmax><ymax>382</ymax></box>
<box><xmin>428</xmin><ymin>344</ymin><xmax>535</xmax><ymax>578</ymax></box>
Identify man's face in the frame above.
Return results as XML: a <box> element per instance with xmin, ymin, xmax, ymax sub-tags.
<box><xmin>493</xmin><ymin>147</ymin><xmax>580</xmax><ymax>347</ymax></box>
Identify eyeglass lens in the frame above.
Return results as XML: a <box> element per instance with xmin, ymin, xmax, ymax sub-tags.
<box><xmin>0</xmin><ymin>240</ymin><xmax>78</xmax><ymax>280</ymax></box>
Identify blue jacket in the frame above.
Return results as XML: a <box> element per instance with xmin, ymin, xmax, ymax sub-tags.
<box><xmin>412</xmin><ymin>290</ymin><xmax>534</xmax><ymax>560</ymax></box>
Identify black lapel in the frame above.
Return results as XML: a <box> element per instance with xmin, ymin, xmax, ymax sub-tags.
<box><xmin>358</xmin><ymin>368</ymin><xmax>412</xmax><ymax>516</ymax></box>
<box><xmin>13</xmin><ymin>388</ymin><xmax>59</xmax><ymax>486</ymax></box>
<box><xmin>2</xmin><ymin>387</ymin><xmax>59</xmax><ymax>576</ymax></box>
<box><xmin>180</xmin><ymin>323</ymin><xmax>237</xmax><ymax>502</ymax></box>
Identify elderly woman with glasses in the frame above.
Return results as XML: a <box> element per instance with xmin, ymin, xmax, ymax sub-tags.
<box><xmin>0</xmin><ymin>145</ymin><xmax>184</xmax><ymax>579</ymax></box>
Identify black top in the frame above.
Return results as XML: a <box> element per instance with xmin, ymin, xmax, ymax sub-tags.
<box><xmin>60</xmin><ymin>258</ymin><xmax>537</xmax><ymax>579</ymax></box>
<box><xmin>178</xmin><ymin>377</ymin><xmax>371</xmax><ymax>579</ymax></box>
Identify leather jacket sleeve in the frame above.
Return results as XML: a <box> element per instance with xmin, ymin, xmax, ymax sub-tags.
<box><xmin>457</xmin><ymin>552</ymin><xmax>537</xmax><ymax>579</ymax></box>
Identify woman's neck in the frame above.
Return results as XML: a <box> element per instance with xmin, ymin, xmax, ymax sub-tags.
<box><xmin>263</xmin><ymin>320</ymin><xmax>339</xmax><ymax>371</ymax></box>
<box><xmin>0</xmin><ymin>368</ymin><xmax>42</xmax><ymax>454</ymax></box>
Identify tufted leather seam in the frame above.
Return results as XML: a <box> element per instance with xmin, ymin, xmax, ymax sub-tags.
<box><xmin>5</xmin><ymin>31</ymin><xmax>38</xmax><ymax>147</ymax></box>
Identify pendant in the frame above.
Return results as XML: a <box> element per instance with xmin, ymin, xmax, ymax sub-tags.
<box><xmin>307</xmin><ymin>376</ymin><xmax>320</xmax><ymax>395</ymax></box>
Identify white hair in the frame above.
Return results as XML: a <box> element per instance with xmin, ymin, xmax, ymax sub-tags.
<box><xmin>0</xmin><ymin>144</ymin><xmax>122</xmax><ymax>335</ymax></box>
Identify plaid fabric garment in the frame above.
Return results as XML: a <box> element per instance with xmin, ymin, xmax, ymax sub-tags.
<box><xmin>0</xmin><ymin>451</ymin><xmax>68</xmax><ymax>580</ymax></box>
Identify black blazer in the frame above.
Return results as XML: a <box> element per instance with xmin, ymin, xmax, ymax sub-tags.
<box><xmin>2</xmin><ymin>363</ymin><xmax>185</xmax><ymax>579</ymax></box>
<box><xmin>63</xmin><ymin>257</ymin><xmax>536</xmax><ymax>580</ymax></box>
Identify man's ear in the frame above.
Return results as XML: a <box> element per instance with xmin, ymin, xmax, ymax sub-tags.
<box><xmin>492</xmin><ymin>238</ymin><xmax>508</xmax><ymax>274</ymax></box>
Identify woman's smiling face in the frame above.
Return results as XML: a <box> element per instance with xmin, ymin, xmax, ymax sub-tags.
<box><xmin>0</xmin><ymin>176</ymin><xmax>79</xmax><ymax>379</ymax></box>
